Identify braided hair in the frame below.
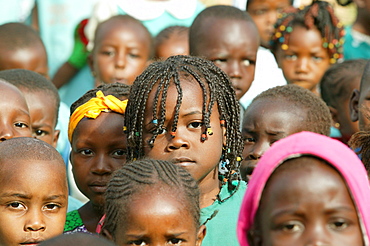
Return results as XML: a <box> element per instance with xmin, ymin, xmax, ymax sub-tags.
<box><xmin>125</xmin><ymin>55</ymin><xmax>243</xmax><ymax>190</ymax></box>
<box><xmin>70</xmin><ymin>82</ymin><xmax>130</xmax><ymax>115</ymax></box>
<box><xmin>102</xmin><ymin>158</ymin><xmax>200</xmax><ymax>236</ymax></box>
<box><xmin>270</xmin><ymin>0</ymin><xmax>344</xmax><ymax>64</ymax></box>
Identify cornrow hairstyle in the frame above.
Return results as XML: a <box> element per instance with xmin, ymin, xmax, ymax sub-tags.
<box><xmin>320</xmin><ymin>59</ymin><xmax>367</xmax><ymax>108</ymax></box>
<box><xmin>93</xmin><ymin>15</ymin><xmax>154</xmax><ymax>59</ymax></box>
<box><xmin>349</xmin><ymin>131</ymin><xmax>370</xmax><ymax>177</ymax></box>
<box><xmin>249</xmin><ymin>84</ymin><xmax>331</xmax><ymax>136</ymax></box>
<box><xmin>270</xmin><ymin>0</ymin><xmax>344</xmax><ymax>64</ymax></box>
<box><xmin>102</xmin><ymin>158</ymin><xmax>200</xmax><ymax>237</ymax></box>
<box><xmin>189</xmin><ymin>5</ymin><xmax>256</xmax><ymax>56</ymax></box>
<box><xmin>0</xmin><ymin>69</ymin><xmax>60</xmax><ymax>126</ymax></box>
<box><xmin>154</xmin><ymin>25</ymin><xmax>189</xmax><ymax>59</ymax></box>
<box><xmin>125</xmin><ymin>55</ymin><xmax>243</xmax><ymax>190</ymax></box>
<box><xmin>70</xmin><ymin>82</ymin><xmax>131</xmax><ymax>115</ymax></box>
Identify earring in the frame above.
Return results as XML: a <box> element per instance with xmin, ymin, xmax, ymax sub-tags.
<box><xmin>334</xmin><ymin>122</ymin><xmax>340</xmax><ymax>128</ymax></box>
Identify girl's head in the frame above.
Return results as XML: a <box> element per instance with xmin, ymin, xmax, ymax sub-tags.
<box><xmin>68</xmin><ymin>83</ymin><xmax>130</xmax><ymax>209</ymax></box>
<box><xmin>241</xmin><ymin>84</ymin><xmax>331</xmax><ymax>182</ymax></box>
<box><xmin>246</xmin><ymin>0</ymin><xmax>293</xmax><ymax>48</ymax></box>
<box><xmin>320</xmin><ymin>59</ymin><xmax>367</xmax><ymax>143</ymax></box>
<box><xmin>125</xmin><ymin>55</ymin><xmax>243</xmax><ymax>188</ymax></box>
<box><xmin>154</xmin><ymin>25</ymin><xmax>189</xmax><ymax>60</ymax></box>
<box><xmin>238</xmin><ymin>131</ymin><xmax>370</xmax><ymax>246</ymax></box>
<box><xmin>101</xmin><ymin>159</ymin><xmax>206</xmax><ymax>246</ymax></box>
<box><xmin>89</xmin><ymin>15</ymin><xmax>153</xmax><ymax>87</ymax></box>
<box><xmin>271</xmin><ymin>0</ymin><xmax>344</xmax><ymax>94</ymax></box>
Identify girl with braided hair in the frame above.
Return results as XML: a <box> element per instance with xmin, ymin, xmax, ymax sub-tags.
<box><xmin>100</xmin><ymin>158</ymin><xmax>206</xmax><ymax>245</ymax></box>
<box><xmin>124</xmin><ymin>55</ymin><xmax>245</xmax><ymax>246</ymax></box>
<box><xmin>64</xmin><ymin>82</ymin><xmax>130</xmax><ymax>234</ymax></box>
<box><xmin>270</xmin><ymin>0</ymin><xmax>344</xmax><ymax>96</ymax></box>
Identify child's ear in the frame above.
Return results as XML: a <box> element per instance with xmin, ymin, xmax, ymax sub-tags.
<box><xmin>196</xmin><ymin>225</ymin><xmax>206</xmax><ymax>246</ymax></box>
<box><xmin>101</xmin><ymin>228</ymin><xmax>114</xmax><ymax>241</ymax></box>
<box><xmin>328</xmin><ymin>106</ymin><xmax>339</xmax><ymax>129</ymax></box>
<box><xmin>87</xmin><ymin>53</ymin><xmax>95</xmax><ymax>76</ymax></box>
<box><xmin>248</xmin><ymin>228</ymin><xmax>262</xmax><ymax>246</ymax></box>
<box><xmin>350</xmin><ymin>89</ymin><xmax>360</xmax><ymax>122</ymax></box>
<box><xmin>52</xmin><ymin>130</ymin><xmax>60</xmax><ymax>149</ymax></box>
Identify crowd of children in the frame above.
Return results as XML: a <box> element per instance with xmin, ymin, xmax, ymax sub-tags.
<box><xmin>0</xmin><ymin>0</ymin><xmax>370</xmax><ymax>245</ymax></box>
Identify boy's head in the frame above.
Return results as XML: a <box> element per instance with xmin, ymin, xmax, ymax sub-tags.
<box><xmin>246</xmin><ymin>0</ymin><xmax>292</xmax><ymax>48</ymax></box>
<box><xmin>0</xmin><ymin>69</ymin><xmax>60</xmax><ymax>147</ymax></box>
<box><xmin>351</xmin><ymin>60</ymin><xmax>370</xmax><ymax>131</ymax></box>
<box><xmin>321</xmin><ymin>59</ymin><xmax>367</xmax><ymax>142</ymax></box>
<box><xmin>0</xmin><ymin>23</ymin><xmax>49</xmax><ymax>78</ymax></box>
<box><xmin>189</xmin><ymin>5</ymin><xmax>260</xmax><ymax>100</ymax></box>
<box><xmin>102</xmin><ymin>159</ymin><xmax>205</xmax><ymax>246</ymax></box>
<box><xmin>89</xmin><ymin>15</ymin><xmax>153</xmax><ymax>87</ymax></box>
<box><xmin>241</xmin><ymin>84</ymin><xmax>331</xmax><ymax>181</ymax></box>
<box><xmin>39</xmin><ymin>233</ymin><xmax>116</xmax><ymax>246</ymax></box>
<box><xmin>0</xmin><ymin>137</ymin><xmax>68</xmax><ymax>245</ymax></box>
<box><xmin>0</xmin><ymin>79</ymin><xmax>32</xmax><ymax>141</ymax></box>
<box><xmin>270</xmin><ymin>1</ymin><xmax>344</xmax><ymax>94</ymax></box>
<box><xmin>154</xmin><ymin>25</ymin><xmax>189</xmax><ymax>60</ymax></box>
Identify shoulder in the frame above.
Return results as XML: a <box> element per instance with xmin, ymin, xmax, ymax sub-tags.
<box><xmin>64</xmin><ymin>210</ymin><xmax>85</xmax><ymax>233</ymax></box>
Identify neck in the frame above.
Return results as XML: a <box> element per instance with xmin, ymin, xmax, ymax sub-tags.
<box><xmin>78</xmin><ymin>201</ymin><xmax>105</xmax><ymax>233</ymax></box>
<box><xmin>198</xmin><ymin>168</ymin><xmax>221</xmax><ymax>208</ymax></box>
<box><xmin>353</xmin><ymin>11</ymin><xmax>370</xmax><ymax>36</ymax></box>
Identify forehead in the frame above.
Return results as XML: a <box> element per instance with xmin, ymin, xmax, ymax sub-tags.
<box><xmin>0</xmin><ymin>81</ymin><xmax>28</xmax><ymax>106</ymax></box>
<box><xmin>0</xmin><ymin>45</ymin><xmax>47</xmax><ymax>67</ymax></box>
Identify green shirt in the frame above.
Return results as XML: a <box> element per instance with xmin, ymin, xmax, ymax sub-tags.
<box><xmin>200</xmin><ymin>181</ymin><xmax>247</xmax><ymax>246</ymax></box>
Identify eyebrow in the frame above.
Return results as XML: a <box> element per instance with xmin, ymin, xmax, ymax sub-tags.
<box><xmin>182</xmin><ymin>110</ymin><xmax>202</xmax><ymax>117</ymax></box>
<box><xmin>0</xmin><ymin>193</ymin><xmax>67</xmax><ymax>200</ymax></box>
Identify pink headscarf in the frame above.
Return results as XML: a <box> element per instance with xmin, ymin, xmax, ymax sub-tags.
<box><xmin>237</xmin><ymin>131</ymin><xmax>370</xmax><ymax>246</ymax></box>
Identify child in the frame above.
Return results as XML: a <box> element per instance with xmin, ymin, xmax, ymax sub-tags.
<box><xmin>189</xmin><ymin>5</ymin><xmax>260</xmax><ymax>101</ymax></box>
<box><xmin>0</xmin><ymin>69</ymin><xmax>60</xmax><ymax>147</ymax></box>
<box><xmin>350</xmin><ymin>60</ymin><xmax>370</xmax><ymax>132</ymax></box>
<box><xmin>154</xmin><ymin>25</ymin><xmax>189</xmax><ymax>60</ymax></box>
<box><xmin>320</xmin><ymin>59</ymin><xmax>367</xmax><ymax>143</ymax></box>
<box><xmin>0</xmin><ymin>79</ymin><xmax>32</xmax><ymax>141</ymax></box>
<box><xmin>0</xmin><ymin>22</ymin><xmax>48</xmax><ymax>78</ymax></box>
<box><xmin>241</xmin><ymin>84</ymin><xmax>331</xmax><ymax>182</ymax></box>
<box><xmin>237</xmin><ymin>131</ymin><xmax>370</xmax><ymax>246</ymax></box>
<box><xmin>0</xmin><ymin>137</ymin><xmax>68</xmax><ymax>245</ymax></box>
<box><xmin>100</xmin><ymin>159</ymin><xmax>206</xmax><ymax>245</ymax></box>
<box><xmin>125</xmin><ymin>55</ymin><xmax>245</xmax><ymax>246</ymax></box>
<box><xmin>88</xmin><ymin>15</ymin><xmax>153</xmax><ymax>87</ymax></box>
<box><xmin>39</xmin><ymin>233</ymin><xmax>115</xmax><ymax>246</ymax></box>
<box><xmin>64</xmin><ymin>82</ymin><xmax>130</xmax><ymax>234</ymax></box>
<box><xmin>348</xmin><ymin>131</ymin><xmax>370</xmax><ymax>178</ymax></box>
<box><xmin>270</xmin><ymin>0</ymin><xmax>344</xmax><ymax>95</ymax></box>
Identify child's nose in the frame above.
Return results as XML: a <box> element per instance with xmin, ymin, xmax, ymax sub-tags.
<box><xmin>228</xmin><ymin>60</ymin><xmax>242</xmax><ymax>79</ymax></box>
<box><xmin>115</xmin><ymin>51</ymin><xmax>126</xmax><ymax>68</ymax></box>
<box><xmin>0</xmin><ymin>124</ymin><xmax>15</xmax><ymax>142</ymax></box>
<box><xmin>167</xmin><ymin>132</ymin><xmax>190</xmax><ymax>151</ymax></box>
<box><xmin>296</xmin><ymin>58</ymin><xmax>310</xmax><ymax>73</ymax></box>
<box><xmin>248</xmin><ymin>141</ymin><xmax>269</xmax><ymax>160</ymax></box>
<box><xmin>24</xmin><ymin>209</ymin><xmax>46</xmax><ymax>232</ymax></box>
<box><xmin>91</xmin><ymin>155</ymin><xmax>112</xmax><ymax>175</ymax></box>
<box><xmin>304</xmin><ymin>224</ymin><xmax>330</xmax><ymax>246</ymax></box>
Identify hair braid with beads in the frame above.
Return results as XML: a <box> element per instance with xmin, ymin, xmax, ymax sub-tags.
<box><xmin>124</xmin><ymin>55</ymin><xmax>243</xmax><ymax>190</ymax></box>
<box><xmin>270</xmin><ymin>0</ymin><xmax>344</xmax><ymax>64</ymax></box>
<box><xmin>102</xmin><ymin>159</ymin><xmax>200</xmax><ymax>237</ymax></box>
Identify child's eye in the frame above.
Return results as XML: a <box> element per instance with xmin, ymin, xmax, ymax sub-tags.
<box><xmin>101</xmin><ymin>51</ymin><xmax>115</xmax><ymax>57</ymax></box>
<box><xmin>242</xmin><ymin>59</ymin><xmax>251</xmax><ymax>66</ymax></box>
<box><xmin>252</xmin><ymin>8</ymin><xmax>267</xmax><ymax>16</ymax></box>
<box><xmin>157</xmin><ymin>127</ymin><xmax>167</xmax><ymax>135</ymax></box>
<box><xmin>284</xmin><ymin>54</ymin><xmax>297</xmax><ymax>60</ymax></box>
<box><xmin>169</xmin><ymin>238</ymin><xmax>183</xmax><ymax>244</ymax></box>
<box><xmin>279</xmin><ymin>221</ymin><xmax>304</xmax><ymax>233</ymax></box>
<box><xmin>79</xmin><ymin>149</ymin><xmax>94</xmax><ymax>156</ymax></box>
<box><xmin>7</xmin><ymin>202</ymin><xmax>25</xmax><ymax>210</ymax></box>
<box><xmin>312</xmin><ymin>56</ymin><xmax>323</xmax><ymax>62</ymax></box>
<box><xmin>212</xmin><ymin>58</ymin><xmax>227</xmax><ymax>65</ymax></box>
<box><xmin>112</xmin><ymin>149</ymin><xmax>127</xmax><ymax>156</ymax></box>
<box><xmin>129</xmin><ymin>240</ymin><xmax>146</xmax><ymax>245</ymax></box>
<box><xmin>329</xmin><ymin>220</ymin><xmax>349</xmax><ymax>230</ymax></box>
<box><xmin>34</xmin><ymin>129</ymin><xmax>48</xmax><ymax>137</ymax></box>
<box><xmin>43</xmin><ymin>203</ymin><xmax>61</xmax><ymax>211</ymax></box>
<box><xmin>14</xmin><ymin>122</ymin><xmax>28</xmax><ymax>128</ymax></box>
<box><xmin>129</xmin><ymin>53</ymin><xmax>140</xmax><ymax>58</ymax></box>
<box><xmin>188</xmin><ymin>122</ymin><xmax>203</xmax><ymax>129</ymax></box>
<box><xmin>243</xmin><ymin>137</ymin><xmax>256</xmax><ymax>144</ymax></box>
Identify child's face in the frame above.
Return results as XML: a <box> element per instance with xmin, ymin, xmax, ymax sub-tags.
<box><xmin>70</xmin><ymin>112</ymin><xmax>127</xmax><ymax>207</ymax></box>
<box><xmin>275</xmin><ymin>26</ymin><xmax>331</xmax><ymax>94</ymax></box>
<box><xmin>142</xmin><ymin>79</ymin><xmax>226</xmax><ymax>183</ymax></box>
<box><xmin>350</xmin><ymin>85</ymin><xmax>370</xmax><ymax>131</ymax></box>
<box><xmin>155</xmin><ymin>33</ymin><xmax>189</xmax><ymax>60</ymax></box>
<box><xmin>241</xmin><ymin>99</ymin><xmax>307</xmax><ymax>182</ymax></box>
<box><xmin>0</xmin><ymin>81</ymin><xmax>32</xmax><ymax>141</ymax></box>
<box><xmin>90</xmin><ymin>20</ymin><xmax>151</xmax><ymax>86</ymax></box>
<box><xmin>112</xmin><ymin>188</ymin><xmax>205</xmax><ymax>246</ymax></box>
<box><xmin>23</xmin><ymin>91</ymin><xmax>59</xmax><ymax>148</ymax></box>
<box><xmin>253</xmin><ymin>157</ymin><xmax>363</xmax><ymax>246</ymax></box>
<box><xmin>195</xmin><ymin>18</ymin><xmax>259</xmax><ymax>100</ymax></box>
<box><xmin>0</xmin><ymin>159</ymin><xmax>68</xmax><ymax>245</ymax></box>
<box><xmin>247</xmin><ymin>0</ymin><xmax>291</xmax><ymax>48</ymax></box>
<box><xmin>0</xmin><ymin>45</ymin><xmax>49</xmax><ymax>78</ymax></box>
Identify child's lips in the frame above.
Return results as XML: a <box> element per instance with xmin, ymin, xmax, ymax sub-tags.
<box><xmin>89</xmin><ymin>181</ymin><xmax>108</xmax><ymax>193</ymax></box>
<box><xmin>20</xmin><ymin>239</ymin><xmax>43</xmax><ymax>245</ymax></box>
<box><xmin>172</xmin><ymin>157</ymin><xmax>196</xmax><ymax>167</ymax></box>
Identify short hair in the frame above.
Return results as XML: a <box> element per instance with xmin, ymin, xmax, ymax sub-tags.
<box><xmin>93</xmin><ymin>15</ymin><xmax>154</xmax><ymax>59</ymax></box>
<box><xmin>102</xmin><ymin>159</ymin><xmax>200</xmax><ymax>237</ymax></box>
<box><xmin>349</xmin><ymin>131</ymin><xmax>370</xmax><ymax>176</ymax></box>
<box><xmin>0</xmin><ymin>22</ymin><xmax>46</xmax><ymax>53</ymax></box>
<box><xmin>249</xmin><ymin>84</ymin><xmax>331</xmax><ymax>136</ymax></box>
<box><xmin>0</xmin><ymin>137</ymin><xmax>64</xmax><ymax>163</ymax></box>
<box><xmin>189</xmin><ymin>5</ymin><xmax>256</xmax><ymax>55</ymax></box>
<box><xmin>125</xmin><ymin>55</ymin><xmax>243</xmax><ymax>189</ymax></box>
<box><xmin>70</xmin><ymin>82</ymin><xmax>131</xmax><ymax>116</ymax></box>
<box><xmin>154</xmin><ymin>25</ymin><xmax>189</xmax><ymax>58</ymax></box>
<box><xmin>0</xmin><ymin>69</ymin><xmax>60</xmax><ymax>125</ymax></box>
<box><xmin>270</xmin><ymin>0</ymin><xmax>344</xmax><ymax>64</ymax></box>
<box><xmin>360</xmin><ymin>60</ymin><xmax>370</xmax><ymax>91</ymax></box>
<box><xmin>39</xmin><ymin>233</ymin><xmax>116</xmax><ymax>246</ymax></box>
<box><xmin>246</xmin><ymin>0</ymin><xmax>294</xmax><ymax>9</ymax></box>
<box><xmin>320</xmin><ymin>59</ymin><xmax>367</xmax><ymax>108</ymax></box>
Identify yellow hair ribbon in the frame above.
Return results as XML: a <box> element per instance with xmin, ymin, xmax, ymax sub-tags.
<box><xmin>68</xmin><ymin>90</ymin><xmax>128</xmax><ymax>142</ymax></box>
